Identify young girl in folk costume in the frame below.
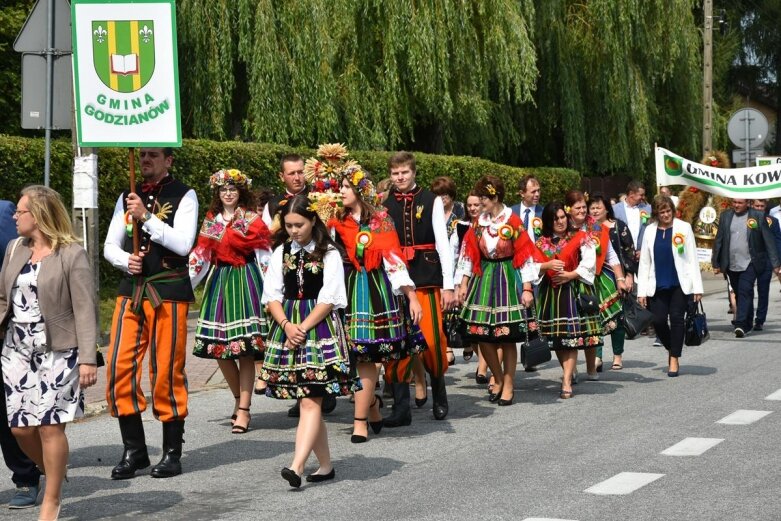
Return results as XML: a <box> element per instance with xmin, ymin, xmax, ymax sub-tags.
<box><xmin>261</xmin><ymin>195</ymin><xmax>355</xmax><ymax>487</ymax></box>
<box><xmin>529</xmin><ymin>202</ymin><xmax>603</xmax><ymax>399</ymax></box>
<box><xmin>455</xmin><ymin>176</ymin><xmax>538</xmax><ymax>406</ymax></box>
<box><xmin>328</xmin><ymin>167</ymin><xmax>426</xmax><ymax>443</ymax></box>
<box><xmin>189</xmin><ymin>169</ymin><xmax>271</xmax><ymax>434</ymax></box>
<box><xmin>565</xmin><ymin>190</ymin><xmax>626</xmax><ymax>379</ymax></box>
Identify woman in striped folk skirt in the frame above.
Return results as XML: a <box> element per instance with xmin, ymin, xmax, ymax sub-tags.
<box><xmin>330</xmin><ymin>168</ymin><xmax>425</xmax><ymax>442</ymax></box>
<box><xmin>566</xmin><ymin>191</ymin><xmax>625</xmax><ymax>379</ymax></box>
<box><xmin>189</xmin><ymin>169</ymin><xmax>271</xmax><ymax>434</ymax></box>
<box><xmin>456</xmin><ymin>176</ymin><xmax>538</xmax><ymax>406</ymax></box>
<box><xmin>261</xmin><ymin>195</ymin><xmax>357</xmax><ymax>487</ymax></box>
<box><xmin>530</xmin><ymin>202</ymin><xmax>603</xmax><ymax>399</ymax></box>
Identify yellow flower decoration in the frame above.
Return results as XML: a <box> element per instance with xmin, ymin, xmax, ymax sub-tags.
<box><xmin>485</xmin><ymin>184</ymin><xmax>497</xmax><ymax>196</ymax></box>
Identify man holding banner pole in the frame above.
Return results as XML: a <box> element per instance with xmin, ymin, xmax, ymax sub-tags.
<box><xmin>104</xmin><ymin>148</ymin><xmax>198</xmax><ymax>478</ymax></box>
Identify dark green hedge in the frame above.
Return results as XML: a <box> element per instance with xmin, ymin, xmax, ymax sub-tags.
<box><xmin>0</xmin><ymin>134</ymin><xmax>580</xmax><ymax>285</ymax></box>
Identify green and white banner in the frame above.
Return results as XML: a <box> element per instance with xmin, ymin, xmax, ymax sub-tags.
<box><xmin>656</xmin><ymin>146</ymin><xmax>781</xmax><ymax>199</ymax></box>
<box><xmin>72</xmin><ymin>0</ymin><xmax>180</xmax><ymax>147</ymax></box>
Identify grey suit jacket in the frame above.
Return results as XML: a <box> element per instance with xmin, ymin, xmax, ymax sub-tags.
<box><xmin>613</xmin><ymin>201</ymin><xmax>652</xmax><ymax>250</ymax></box>
<box><xmin>712</xmin><ymin>209</ymin><xmax>781</xmax><ymax>273</ymax></box>
<box><xmin>0</xmin><ymin>238</ymin><xmax>97</xmax><ymax>364</ymax></box>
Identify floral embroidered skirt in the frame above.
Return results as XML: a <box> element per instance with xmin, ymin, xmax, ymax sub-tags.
<box><xmin>345</xmin><ymin>267</ymin><xmax>427</xmax><ymax>363</ymax></box>
<box><xmin>536</xmin><ymin>278</ymin><xmax>604</xmax><ymax>350</ymax></box>
<box><xmin>595</xmin><ymin>265</ymin><xmax>623</xmax><ymax>334</ymax></box>
<box><xmin>193</xmin><ymin>262</ymin><xmax>267</xmax><ymax>360</ymax></box>
<box><xmin>458</xmin><ymin>258</ymin><xmax>535</xmax><ymax>344</ymax></box>
<box><xmin>2</xmin><ymin>322</ymin><xmax>84</xmax><ymax>427</ymax></box>
<box><xmin>261</xmin><ymin>298</ymin><xmax>358</xmax><ymax>399</ymax></box>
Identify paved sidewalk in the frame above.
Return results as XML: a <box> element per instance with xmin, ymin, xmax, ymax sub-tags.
<box><xmin>84</xmin><ymin>271</ymin><xmax>731</xmax><ymax>413</ymax></box>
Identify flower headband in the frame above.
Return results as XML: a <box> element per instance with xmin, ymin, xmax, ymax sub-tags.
<box><xmin>209</xmin><ymin>168</ymin><xmax>252</xmax><ymax>189</ymax></box>
<box><xmin>344</xmin><ymin>165</ymin><xmax>379</xmax><ymax>206</ymax></box>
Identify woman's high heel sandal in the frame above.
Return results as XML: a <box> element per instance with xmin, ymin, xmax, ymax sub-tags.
<box><xmin>231</xmin><ymin>407</ymin><xmax>251</xmax><ymax>434</ymax></box>
<box><xmin>231</xmin><ymin>395</ymin><xmax>240</xmax><ymax>425</ymax></box>
<box><xmin>369</xmin><ymin>395</ymin><xmax>384</xmax><ymax>435</ymax></box>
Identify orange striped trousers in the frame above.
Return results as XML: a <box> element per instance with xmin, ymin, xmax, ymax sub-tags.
<box><xmin>385</xmin><ymin>288</ymin><xmax>448</xmax><ymax>382</ymax></box>
<box><xmin>106</xmin><ymin>298</ymin><xmax>189</xmax><ymax>421</ymax></box>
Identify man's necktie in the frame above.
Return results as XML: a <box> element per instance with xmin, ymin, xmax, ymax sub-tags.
<box><xmin>523</xmin><ymin>208</ymin><xmax>530</xmax><ymax>230</ymax></box>
<box><xmin>394</xmin><ymin>192</ymin><xmax>415</xmax><ymax>202</ymax></box>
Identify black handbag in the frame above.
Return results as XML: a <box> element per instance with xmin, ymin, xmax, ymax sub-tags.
<box><xmin>445</xmin><ymin>311</ymin><xmax>463</xmax><ymax>349</ymax></box>
<box><xmin>520</xmin><ymin>304</ymin><xmax>551</xmax><ymax>369</ymax></box>
<box><xmin>684</xmin><ymin>301</ymin><xmax>710</xmax><ymax>346</ymax></box>
<box><xmin>622</xmin><ymin>293</ymin><xmax>655</xmax><ymax>339</ymax></box>
<box><xmin>574</xmin><ymin>282</ymin><xmax>600</xmax><ymax>315</ymax></box>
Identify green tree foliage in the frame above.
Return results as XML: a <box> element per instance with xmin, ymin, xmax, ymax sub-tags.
<box><xmin>523</xmin><ymin>0</ymin><xmax>702</xmax><ymax>174</ymax></box>
<box><xmin>177</xmin><ymin>0</ymin><xmax>539</xmax><ymax>158</ymax></box>
<box><xmin>0</xmin><ymin>0</ymin><xmax>35</xmax><ymax>136</ymax></box>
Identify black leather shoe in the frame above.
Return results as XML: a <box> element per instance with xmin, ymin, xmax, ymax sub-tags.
<box><xmin>150</xmin><ymin>420</ymin><xmax>184</xmax><ymax>478</ymax></box>
<box><xmin>281</xmin><ymin>467</ymin><xmax>301</xmax><ymax>488</ymax></box>
<box><xmin>524</xmin><ymin>365</ymin><xmax>538</xmax><ymax>373</ymax></box>
<box><xmin>475</xmin><ymin>372</ymin><xmax>489</xmax><ymax>384</ymax></box>
<box><xmin>287</xmin><ymin>401</ymin><xmax>300</xmax><ymax>417</ymax></box>
<box><xmin>111</xmin><ymin>449</ymin><xmax>151</xmax><ymax>480</ymax></box>
<box><xmin>383</xmin><ymin>409</ymin><xmax>411</xmax><ymax>427</ymax></box>
<box><xmin>754</xmin><ymin>323</ymin><xmax>764</xmax><ymax>331</ymax></box>
<box><xmin>305</xmin><ymin>468</ymin><xmax>335</xmax><ymax>483</ymax></box>
<box><xmin>111</xmin><ymin>414</ymin><xmax>150</xmax><ymax>480</ymax></box>
<box><xmin>431</xmin><ymin>376</ymin><xmax>448</xmax><ymax>420</ymax></box>
<box><xmin>498</xmin><ymin>393</ymin><xmax>514</xmax><ymax>406</ymax></box>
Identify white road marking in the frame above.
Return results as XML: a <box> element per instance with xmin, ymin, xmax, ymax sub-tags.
<box><xmin>661</xmin><ymin>437</ymin><xmax>724</xmax><ymax>456</ymax></box>
<box><xmin>584</xmin><ymin>472</ymin><xmax>665</xmax><ymax>495</ymax></box>
<box><xmin>716</xmin><ymin>410</ymin><xmax>772</xmax><ymax>425</ymax></box>
<box><xmin>764</xmin><ymin>389</ymin><xmax>781</xmax><ymax>401</ymax></box>
<box><xmin>522</xmin><ymin>519</ymin><xmax>578</xmax><ymax>521</ymax></box>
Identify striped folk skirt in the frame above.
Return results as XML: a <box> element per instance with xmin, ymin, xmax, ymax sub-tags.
<box><xmin>536</xmin><ymin>278</ymin><xmax>604</xmax><ymax>350</ymax></box>
<box><xmin>193</xmin><ymin>262</ymin><xmax>267</xmax><ymax>360</ymax></box>
<box><xmin>458</xmin><ymin>258</ymin><xmax>534</xmax><ymax>344</ymax></box>
<box><xmin>345</xmin><ymin>267</ymin><xmax>426</xmax><ymax>363</ymax></box>
<box><xmin>261</xmin><ymin>298</ymin><xmax>358</xmax><ymax>400</ymax></box>
<box><xmin>595</xmin><ymin>264</ymin><xmax>623</xmax><ymax>334</ymax></box>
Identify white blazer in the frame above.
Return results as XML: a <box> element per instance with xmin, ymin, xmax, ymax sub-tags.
<box><xmin>637</xmin><ymin>219</ymin><xmax>703</xmax><ymax>297</ymax></box>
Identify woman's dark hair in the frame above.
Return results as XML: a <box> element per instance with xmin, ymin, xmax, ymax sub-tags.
<box><xmin>473</xmin><ymin>175</ymin><xmax>505</xmax><ymax>203</ymax></box>
<box><xmin>253</xmin><ymin>187</ymin><xmax>275</xmax><ymax>213</ymax></box>
<box><xmin>564</xmin><ymin>190</ymin><xmax>585</xmax><ymax>208</ymax></box>
<box><xmin>340</xmin><ymin>174</ymin><xmax>376</xmax><ymax>226</ymax></box>
<box><xmin>586</xmin><ymin>192</ymin><xmax>615</xmax><ymax>220</ymax></box>
<box><xmin>431</xmin><ymin>176</ymin><xmax>457</xmax><ymax>199</ymax></box>
<box><xmin>651</xmin><ymin>195</ymin><xmax>676</xmax><ymax>222</ymax></box>
<box><xmin>207</xmin><ymin>184</ymin><xmax>254</xmax><ymax>216</ymax></box>
<box><xmin>541</xmin><ymin>201</ymin><xmax>567</xmax><ymax>238</ymax></box>
<box><xmin>273</xmin><ymin>194</ymin><xmax>344</xmax><ymax>261</ymax></box>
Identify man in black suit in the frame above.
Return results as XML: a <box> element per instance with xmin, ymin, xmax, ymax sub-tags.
<box><xmin>0</xmin><ymin>200</ymin><xmax>42</xmax><ymax>509</ymax></box>
<box><xmin>712</xmin><ymin>198</ymin><xmax>781</xmax><ymax>337</ymax></box>
<box><xmin>510</xmin><ymin>175</ymin><xmax>544</xmax><ymax>242</ymax></box>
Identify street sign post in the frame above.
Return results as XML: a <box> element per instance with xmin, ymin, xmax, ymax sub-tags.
<box><xmin>14</xmin><ymin>0</ymin><xmax>73</xmax><ymax>187</ymax></box>
<box><xmin>71</xmin><ymin>0</ymin><xmax>181</xmax><ymax>147</ymax></box>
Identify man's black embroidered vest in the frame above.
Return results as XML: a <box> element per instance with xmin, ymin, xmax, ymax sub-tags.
<box><xmin>384</xmin><ymin>187</ymin><xmax>443</xmax><ymax>288</ymax></box>
<box><xmin>117</xmin><ymin>176</ymin><xmax>195</xmax><ymax>302</ymax></box>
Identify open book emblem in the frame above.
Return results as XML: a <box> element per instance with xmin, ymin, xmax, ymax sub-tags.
<box><xmin>92</xmin><ymin>20</ymin><xmax>156</xmax><ymax>93</ymax></box>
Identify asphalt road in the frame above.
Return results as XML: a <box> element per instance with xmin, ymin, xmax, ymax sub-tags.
<box><xmin>2</xmin><ymin>284</ymin><xmax>781</xmax><ymax>521</ymax></box>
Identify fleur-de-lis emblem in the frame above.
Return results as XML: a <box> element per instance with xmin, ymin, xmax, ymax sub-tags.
<box><xmin>139</xmin><ymin>25</ymin><xmax>153</xmax><ymax>43</ymax></box>
<box><xmin>94</xmin><ymin>25</ymin><xmax>107</xmax><ymax>43</ymax></box>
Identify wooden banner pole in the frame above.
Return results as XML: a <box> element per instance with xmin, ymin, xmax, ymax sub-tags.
<box><xmin>129</xmin><ymin>147</ymin><xmax>140</xmax><ymax>255</ymax></box>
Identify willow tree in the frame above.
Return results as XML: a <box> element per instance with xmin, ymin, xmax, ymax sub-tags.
<box><xmin>176</xmin><ymin>0</ymin><xmax>538</xmax><ymax>156</ymax></box>
<box><xmin>522</xmin><ymin>0</ymin><xmax>702</xmax><ymax>174</ymax></box>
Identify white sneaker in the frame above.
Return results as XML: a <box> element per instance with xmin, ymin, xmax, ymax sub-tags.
<box><xmin>653</xmin><ymin>337</ymin><xmax>662</xmax><ymax>346</ymax></box>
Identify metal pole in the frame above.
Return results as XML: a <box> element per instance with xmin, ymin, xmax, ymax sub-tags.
<box><xmin>44</xmin><ymin>0</ymin><xmax>54</xmax><ymax>186</ymax></box>
<box><xmin>702</xmin><ymin>0</ymin><xmax>713</xmax><ymax>158</ymax></box>
<box><xmin>743</xmin><ymin>108</ymin><xmax>751</xmax><ymax>167</ymax></box>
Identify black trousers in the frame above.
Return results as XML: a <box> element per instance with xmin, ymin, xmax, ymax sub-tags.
<box><xmin>0</xmin><ymin>376</ymin><xmax>41</xmax><ymax>487</ymax></box>
<box><xmin>649</xmin><ymin>286</ymin><xmax>689</xmax><ymax>358</ymax></box>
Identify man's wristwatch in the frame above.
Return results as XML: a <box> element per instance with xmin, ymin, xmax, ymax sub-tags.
<box><xmin>139</xmin><ymin>211</ymin><xmax>153</xmax><ymax>224</ymax></box>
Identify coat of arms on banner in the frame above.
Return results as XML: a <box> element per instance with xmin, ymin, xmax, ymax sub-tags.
<box><xmin>92</xmin><ymin>20</ymin><xmax>156</xmax><ymax>93</ymax></box>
